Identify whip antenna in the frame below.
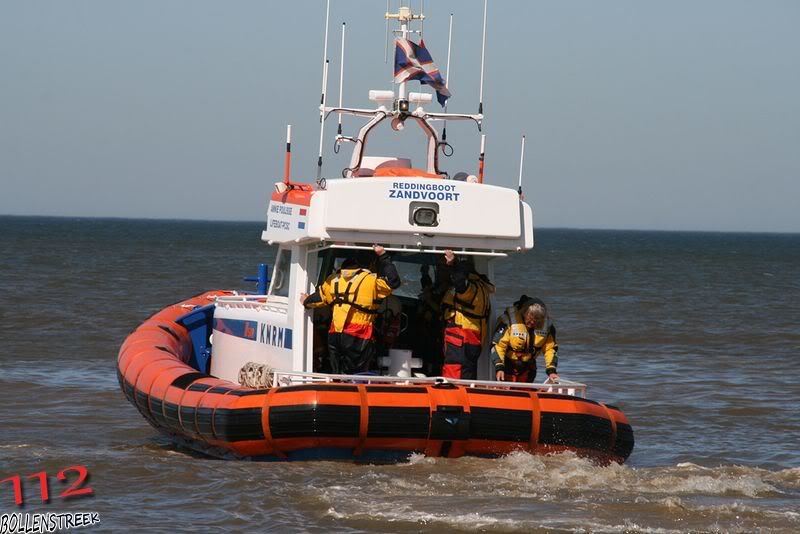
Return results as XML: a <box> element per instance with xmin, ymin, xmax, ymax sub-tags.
<box><xmin>442</xmin><ymin>12</ymin><xmax>453</xmax><ymax>143</ymax></box>
<box><xmin>317</xmin><ymin>60</ymin><xmax>329</xmax><ymax>184</ymax></box>
<box><xmin>517</xmin><ymin>135</ymin><xmax>526</xmax><ymax>197</ymax></box>
<box><xmin>420</xmin><ymin>0</ymin><xmax>425</xmax><ymax>37</ymax></box>
<box><xmin>478</xmin><ymin>0</ymin><xmax>487</xmax><ymax>115</ymax></box>
<box><xmin>338</xmin><ymin>22</ymin><xmax>346</xmax><ymax>135</ymax></box>
<box><xmin>384</xmin><ymin>0</ymin><xmax>390</xmax><ymax>63</ymax></box>
<box><xmin>316</xmin><ymin>0</ymin><xmax>331</xmax><ymax>184</ymax></box>
<box><xmin>320</xmin><ymin>0</ymin><xmax>331</xmax><ymax>102</ymax></box>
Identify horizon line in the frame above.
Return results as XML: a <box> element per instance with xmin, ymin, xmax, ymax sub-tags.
<box><xmin>2</xmin><ymin>213</ymin><xmax>798</xmax><ymax>236</ymax></box>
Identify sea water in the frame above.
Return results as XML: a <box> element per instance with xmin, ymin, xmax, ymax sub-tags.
<box><xmin>1</xmin><ymin>216</ymin><xmax>798</xmax><ymax>532</ymax></box>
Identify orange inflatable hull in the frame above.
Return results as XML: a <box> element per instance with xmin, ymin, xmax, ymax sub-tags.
<box><xmin>118</xmin><ymin>291</ymin><xmax>634</xmax><ymax>462</ymax></box>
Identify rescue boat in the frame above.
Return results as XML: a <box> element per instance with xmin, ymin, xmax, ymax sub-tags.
<box><xmin>117</xmin><ymin>3</ymin><xmax>634</xmax><ymax>463</ymax></box>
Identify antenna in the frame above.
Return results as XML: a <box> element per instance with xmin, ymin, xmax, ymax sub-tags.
<box><xmin>442</xmin><ymin>12</ymin><xmax>453</xmax><ymax>143</ymax></box>
<box><xmin>478</xmin><ymin>0</ymin><xmax>487</xmax><ymax>114</ymax></box>
<box><xmin>338</xmin><ymin>22</ymin><xmax>346</xmax><ymax>136</ymax></box>
<box><xmin>317</xmin><ymin>59</ymin><xmax>329</xmax><ymax>184</ymax></box>
<box><xmin>384</xmin><ymin>0</ymin><xmax>390</xmax><ymax>63</ymax></box>
<box><xmin>478</xmin><ymin>134</ymin><xmax>486</xmax><ymax>184</ymax></box>
<box><xmin>420</xmin><ymin>0</ymin><xmax>425</xmax><ymax>37</ymax></box>
<box><xmin>517</xmin><ymin>135</ymin><xmax>526</xmax><ymax>197</ymax></box>
<box><xmin>284</xmin><ymin>124</ymin><xmax>292</xmax><ymax>186</ymax></box>
<box><xmin>317</xmin><ymin>0</ymin><xmax>331</xmax><ymax>184</ymax></box>
<box><xmin>320</xmin><ymin>0</ymin><xmax>331</xmax><ymax>102</ymax></box>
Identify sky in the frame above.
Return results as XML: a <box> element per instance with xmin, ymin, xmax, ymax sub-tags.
<box><xmin>1</xmin><ymin>0</ymin><xmax>798</xmax><ymax>232</ymax></box>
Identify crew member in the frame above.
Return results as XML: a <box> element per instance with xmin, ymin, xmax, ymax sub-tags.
<box><xmin>491</xmin><ymin>296</ymin><xmax>559</xmax><ymax>383</ymax></box>
<box><xmin>440</xmin><ymin>249</ymin><xmax>495</xmax><ymax>379</ymax></box>
<box><xmin>300</xmin><ymin>245</ymin><xmax>401</xmax><ymax>375</ymax></box>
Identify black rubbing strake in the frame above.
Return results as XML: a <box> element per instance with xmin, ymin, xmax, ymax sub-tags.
<box><xmin>157</xmin><ymin>324</ymin><xmax>181</xmax><ymax>342</ymax></box>
<box><xmin>365</xmin><ymin>386</ymin><xmax>428</xmax><ymax>394</ymax></box>
<box><xmin>470</xmin><ymin>407</ymin><xmax>531</xmax><ymax>442</ymax></box>
<box><xmin>228</xmin><ymin>388</ymin><xmax>271</xmax><ymax>396</ymax></box>
<box><xmin>368</xmin><ymin>406</ymin><xmax>430</xmax><ymax>438</ymax></box>
<box><xmin>538</xmin><ymin>393</ymin><xmax>602</xmax><ymax>406</ymax></box>
<box><xmin>213</xmin><ymin>408</ymin><xmax>265</xmax><ymax>442</ymax></box>
<box><xmin>466</xmin><ymin>388</ymin><xmax>531</xmax><ymax>398</ymax></box>
<box><xmin>613</xmin><ymin>422</ymin><xmax>635</xmax><ymax>460</ymax></box>
<box><xmin>155</xmin><ymin>345</ymin><xmax>177</xmax><ymax>357</ymax></box>
<box><xmin>539</xmin><ymin>412</ymin><xmax>613</xmax><ymax>451</ymax></box>
<box><xmin>430</xmin><ymin>406</ymin><xmax>470</xmax><ymax>441</ymax></box>
<box><xmin>179</xmin><ymin>406</ymin><xmax>196</xmax><ymax>433</ymax></box>
<box><xmin>162</xmin><ymin>401</ymin><xmax>182</xmax><ymax>432</ymax></box>
<box><xmin>195</xmin><ymin>407</ymin><xmax>215</xmax><ymax>440</ymax></box>
<box><xmin>171</xmin><ymin>372</ymin><xmax>210</xmax><ymax>390</ymax></box>
<box><xmin>274</xmin><ymin>384</ymin><xmax>359</xmax><ymax>393</ymax></box>
<box><xmin>270</xmin><ymin>404</ymin><xmax>360</xmax><ymax>438</ymax></box>
<box><xmin>149</xmin><ymin>397</ymin><xmax>167</xmax><ymax>427</ymax></box>
<box><xmin>134</xmin><ymin>389</ymin><xmax>152</xmax><ymax>418</ymax></box>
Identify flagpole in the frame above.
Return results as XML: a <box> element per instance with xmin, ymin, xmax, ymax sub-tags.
<box><xmin>398</xmin><ymin>10</ymin><xmax>409</xmax><ymax>100</ymax></box>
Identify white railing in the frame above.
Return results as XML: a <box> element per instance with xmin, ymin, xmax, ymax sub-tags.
<box><xmin>267</xmin><ymin>369</ymin><xmax>587</xmax><ymax>398</ymax></box>
<box><xmin>214</xmin><ymin>295</ymin><xmax>288</xmax><ymax>315</ymax></box>
<box><xmin>308</xmin><ymin>242</ymin><xmax>509</xmax><ymax>257</ymax></box>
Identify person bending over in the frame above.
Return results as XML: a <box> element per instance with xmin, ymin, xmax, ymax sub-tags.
<box><xmin>491</xmin><ymin>296</ymin><xmax>559</xmax><ymax>383</ymax></box>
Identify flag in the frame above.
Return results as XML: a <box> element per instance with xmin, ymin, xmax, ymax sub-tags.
<box><xmin>394</xmin><ymin>38</ymin><xmax>451</xmax><ymax>107</ymax></box>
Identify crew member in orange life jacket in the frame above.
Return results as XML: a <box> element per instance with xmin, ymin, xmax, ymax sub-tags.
<box><xmin>491</xmin><ymin>296</ymin><xmax>559</xmax><ymax>383</ymax></box>
<box><xmin>300</xmin><ymin>245</ymin><xmax>401</xmax><ymax>375</ymax></box>
<box><xmin>440</xmin><ymin>249</ymin><xmax>495</xmax><ymax>380</ymax></box>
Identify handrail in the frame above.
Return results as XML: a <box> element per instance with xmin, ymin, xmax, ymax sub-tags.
<box><xmin>310</xmin><ymin>242</ymin><xmax>508</xmax><ymax>257</ymax></box>
<box><xmin>268</xmin><ymin>369</ymin><xmax>587</xmax><ymax>398</ymax></box>
<box><xmin>214</xmin><ymin>295</ymin><xmax>288</xmax><ymax>314</ymax></box>
<box><xmin>215</xmin><ymin>295</ymin><xmax>271</xmax><ymax>303</ymax></box>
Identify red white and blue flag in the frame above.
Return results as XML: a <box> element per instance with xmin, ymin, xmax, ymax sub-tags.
<box><xmin>394</xmin><ymin>38</ymin><xmax>451</xmax><ymax>107</ymax></box>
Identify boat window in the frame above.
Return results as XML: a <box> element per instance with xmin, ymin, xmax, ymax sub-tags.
<box><xmin>269</xmin><ymin>248</ymin><xmax>292</xmax><ymax>297</ymax></box>
<box><xmin>391</xmin><ymin>258</ymin><xmax>424</xmax><ymax>299</ymax></box>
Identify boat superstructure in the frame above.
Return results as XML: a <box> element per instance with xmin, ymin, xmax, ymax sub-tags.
<box><xmin>212</xmin><ymin>2</ymin><xmax>530</xmax><ymax>385</ymax></box>
<box><xmin>117</xmin><ymin>2</ymin><xmax>634</xmax><ymax>463</ymax></box>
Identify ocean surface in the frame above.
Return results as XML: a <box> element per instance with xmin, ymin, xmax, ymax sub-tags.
<box><xmin>1</xmin><ymin>215</ymin><xmax>798</xmax><ymax>533</ymax></box>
